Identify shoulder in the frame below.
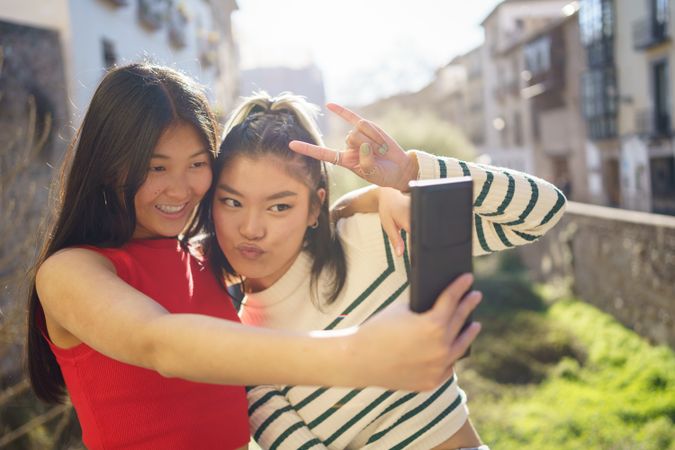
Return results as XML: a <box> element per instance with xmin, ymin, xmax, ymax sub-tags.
<box><xmin>336</xmin><ymin>213</ymin><xmax>395</xmax><ymax>262</ymax></box>
<box><xmin>42</xmin><ymin>246</ymin><xmax>116</xmax><ymax>272</ymax></box>
<box><xmin>37</xmin><ymin>246</ymin><xmax>127</xmax><ymax>289</ymax></box>
<box><xmin>337</xmin><ymin>213</ymin><xmax>384</xmax><ymax>246</ymax></box>
<box><xmin>36</xmin><ymin>247</ymin><xmax>116</xmax><ymax>299</ymax></box>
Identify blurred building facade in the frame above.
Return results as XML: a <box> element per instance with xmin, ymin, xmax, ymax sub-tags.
<box><xmin>613</xmin><ymin>0</ymin><xmax>675</xmax><ymax>214</ymax></box>
<box><xmin>0</xmin><ymin>0</ymin><xmax>240</xmax><ymax>124</ymax></box>
<box><xmin>395</xmin><ymin>0</ymin><xmax>675</xmax><ymax>215</ymax></box>
<box><xmin>524</xmin><ymin>7</ymin><xmax>590</xmax><ymax>202</ymax></box>
<box><xmin>480</xmin><ymin>0</ymin><xmax>572</xmax><ymax>173</ymax></box>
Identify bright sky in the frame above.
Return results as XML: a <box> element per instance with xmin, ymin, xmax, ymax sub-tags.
<box><xmin>233</xmin><ymin>0</ymin><xmax>503</xmax><ymax>106</ymax></box>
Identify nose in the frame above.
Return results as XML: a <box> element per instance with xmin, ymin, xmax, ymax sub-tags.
<box><xmin>240</xmin><ymin>210</ymin><xmax>265</xmax><ymax>241</ymax></box>
<box><xmin>165</xmin><ymin>171</ymin><xmax>191</xmax><ymax>200</ymax></box>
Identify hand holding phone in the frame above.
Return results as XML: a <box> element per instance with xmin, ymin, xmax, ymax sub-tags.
<box><xmin>409</xmin><ymin>176</ymin><xmax>473</xmax><ymax>313</ymax></box>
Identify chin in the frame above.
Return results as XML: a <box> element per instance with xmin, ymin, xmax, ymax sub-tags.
<box><xmin>229</xmin><ymin>260</ymin><xmax>265</xmax><ymax>280</ymax></box>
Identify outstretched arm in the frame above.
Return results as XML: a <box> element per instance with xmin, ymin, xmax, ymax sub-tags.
<box><xmin>292</xmin><ymin>103</ymin><xmax>566</xmax><ymax>255</ymax></box>
<box><xmin>37</xmin><ymin>249</ymin><xmax>481</xmax><ymax>390</ymax></box>
<box><xmin>412</xmin><ymin>150</ymin><xmax>566</xmax><ymax>255</ymax></box>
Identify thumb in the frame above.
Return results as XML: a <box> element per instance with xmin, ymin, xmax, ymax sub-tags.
<box><xmin>426</xmin><ymin>273</ymin><xmax>474</xmax><ymax>320</ymax></box>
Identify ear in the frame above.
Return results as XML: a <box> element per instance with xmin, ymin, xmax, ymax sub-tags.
<box><xmin>308</xmin><ymin>188</ymin><xmax>326</xmax><ymax>226</ymax></box>
<box><xmin>316</xmin><ymin>187</ymin><xmax>326</xmax><ymax>206</ymax></box>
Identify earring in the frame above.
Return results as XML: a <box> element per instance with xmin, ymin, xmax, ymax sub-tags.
<box><xmin>310</xmin><ymin>220</ymin><xmax>319</xmax><ymax>229</ymax></box>
<box><xmin>102</xmin><ymin>189</ymin><xmax>108</xmax><ymax>206</ymax></box>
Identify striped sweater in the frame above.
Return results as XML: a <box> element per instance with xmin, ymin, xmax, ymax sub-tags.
<box><xmin>239</xmin><ymin>151</ymin><xmax>566</xmax><ymax>450</ymax></box>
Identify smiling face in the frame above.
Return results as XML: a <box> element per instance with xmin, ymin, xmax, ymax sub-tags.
<box><xmin>212</xmin><ymin>155</ymin><xmax>324</xmax><ymax>292</ymax></box>
<box><xmin>133</xmin><ymin>122</ymin><xmax>212</xmax><ymax>239</ymax></box>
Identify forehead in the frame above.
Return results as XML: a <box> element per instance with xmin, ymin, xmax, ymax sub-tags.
<box><xmin>219</xmin><ymin>155</ymin><xmax>309</xmax><ymax>192</ymax></box>
<box><xmin>153</xmin><ymin>122</ymin><xmax>206</xmax><ymax>155</ymax></box>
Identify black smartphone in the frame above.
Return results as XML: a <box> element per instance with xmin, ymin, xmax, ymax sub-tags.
<box><xmin>409</xmin><ymin>176</ymin><xmax>473</xmax><ymax>319</ymax></box>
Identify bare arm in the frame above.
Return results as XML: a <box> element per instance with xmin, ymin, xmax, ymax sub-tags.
<box><xmin>330</xmin><ymin>184</ymin><xmax>379</xmax><ymax>223</ymax></box>
<box><xmin>37</xmin><ymin>248</ymin><xmax>481</xmax><ymax>390</ymax></box>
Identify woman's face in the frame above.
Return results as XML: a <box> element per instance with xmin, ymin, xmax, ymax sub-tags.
<box><xmin>212</xmin><ymin>155</ymin><xmax>324</xmax><ymax>292</ymax></box>
<box><xmin>133</xmin><ymin>122</ymin><xmax>212</xmax><ymax>239</ymax></box>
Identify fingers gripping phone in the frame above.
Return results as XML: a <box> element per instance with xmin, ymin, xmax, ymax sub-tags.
<box><xmin>409</xmin><ymin>176</ymin><xmax>474</xmax><ymax>354</ymax></box>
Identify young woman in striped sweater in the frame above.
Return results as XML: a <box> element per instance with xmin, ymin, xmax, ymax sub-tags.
<box><xmin>205</xmin><ymin>93</ymin><xmax>566</xmax><ymax>449</ymax></box>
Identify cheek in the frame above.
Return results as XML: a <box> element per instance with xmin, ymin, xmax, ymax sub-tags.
<box><xmin>135</xmin><ymin>179</ymin><xmax>158</xmax><ymax>207</ymax></box>
<box><xmin>193</xmin><ymin>171</ymin><xmax>213</xmax><ymax>197</ymax></box>
<box><xmin>212</xmin><ymin>206</ymin><xmax>234</xmax><ymax>241</ymax></box>
<box><xmin>281</xmin><ymin>216</ymin><xmax>311</xmax><ymax>244</ymax></box>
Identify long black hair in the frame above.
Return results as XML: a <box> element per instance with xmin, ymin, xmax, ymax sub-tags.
<box><xmin>27</xmin><ymin>63</ymin><xmax>219</xmax><ymax>403</ymax></box>
<box><xmin>202</xmin><ymin>92</ymin><xmax>347</xmax><ymax>305</ymax></box>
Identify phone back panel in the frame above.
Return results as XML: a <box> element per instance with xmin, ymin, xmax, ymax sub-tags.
<box><xmin>410</xmin><ymin>177</ymin><xmax>473</xmax><ymax>313</ymax></box>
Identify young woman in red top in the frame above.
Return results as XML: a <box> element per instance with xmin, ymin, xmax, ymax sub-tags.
<box><xmin>27</xmin><ymin>63</ymin><xmax>481</xmax><ymax>449</ymax></box>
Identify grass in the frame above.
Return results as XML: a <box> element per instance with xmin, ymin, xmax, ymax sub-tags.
<box><xmin>455</xmin><ymin>251</ymin><xmax>675</xmax><ymax>450</ymax></box>
<box><xmin>250</xmin><ymin>251</ymin><xmax>674</xmax><ymax>449</ymax></box>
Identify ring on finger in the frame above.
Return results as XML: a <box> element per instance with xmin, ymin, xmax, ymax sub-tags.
<box><xmin>333</xmin><ymin>151</ymin><xmax>341</xmax><ymax>166</ymax></box>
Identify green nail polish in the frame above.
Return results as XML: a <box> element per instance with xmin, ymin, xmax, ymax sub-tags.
<box><xmin>360</xmin><ymin>143</ymin><xmax>371</xmax><ymax>156</ymax></box>
<box><xmin>378</xmin><ymin>144</ymin><xmax>388</xmax><ymax>155</ymax></box>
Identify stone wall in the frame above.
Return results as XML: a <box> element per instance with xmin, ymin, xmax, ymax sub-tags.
<box><xmin>518</xmin><ymin>201</ymin><xmax>675</xmax><ymax>348</ymax></box>
<box><xmin>0</xmin><ymin>20</ymin><xmax>69</xmax><ymax>375</ymax></box>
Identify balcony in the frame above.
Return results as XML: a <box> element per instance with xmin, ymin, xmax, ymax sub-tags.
<box><xmin>633</xmin><ymin>17</ymin><xmax>670</xmax><ymax>50</ymax></box>
<box><xmin>636</xmin><ymin>108</ymin><xmax>671</xmax><ymax>138</ymax></box>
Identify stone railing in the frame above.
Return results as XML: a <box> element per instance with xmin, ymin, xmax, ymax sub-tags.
<box><xmin>518</xmin><ymin>201</ymin><xmax>675</xmax><ymax>348</ymax></box>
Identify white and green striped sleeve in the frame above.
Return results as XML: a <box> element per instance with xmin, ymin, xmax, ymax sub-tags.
<box><xmin>247</xmin><ymin>385</ymin><xmax>327</xmax><ymax>450</ymax></box>
<box><xmin>412</xmin><ymin>150</ymin><xmax>567</xmax><ymax>255</ymax></box>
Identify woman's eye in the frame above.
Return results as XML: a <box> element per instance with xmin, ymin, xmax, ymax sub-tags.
<box><xmin>270</xmin><ymin>204</ymin><xmax>291</xmax><ymax>212</ymax></box>
<box><xmin>148</xmin><ymin>165</ymin><xmax>165</xmax><ymax>173</ymax></box>
<box><xmin>220</xmin><ymin>198</ymin><xmax>240</xmax><ymax>207</ymax></box>
<box><xmin>192</xmin><ymin>160</ymin><xmax>209</xmax><ymax>168</ymax></box>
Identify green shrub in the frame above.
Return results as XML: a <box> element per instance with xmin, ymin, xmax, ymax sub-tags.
<box><xmin>456</xmin><ymin>252</ymin><xmax>675</xmax><ymax>450</ymax></box>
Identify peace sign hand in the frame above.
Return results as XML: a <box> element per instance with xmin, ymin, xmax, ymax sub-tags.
<box><xmin>289</xmin><ymin>103</ymin><xmax>418</xmax><ymax>192</ymax></box>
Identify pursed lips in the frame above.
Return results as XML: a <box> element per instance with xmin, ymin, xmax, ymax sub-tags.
<box><xmin>236</xmin><ymin>243</ymin><xmax>265</xmax><ymax>260</ymax></box>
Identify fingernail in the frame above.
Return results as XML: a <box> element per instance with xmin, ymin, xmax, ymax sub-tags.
<box><xmin>360</xmin><ymin>142</ymin><xmax>371</xmax><ymax>156</ymax></box>
<box><xmin>397</xmin><ymin>244</ymin><xmax>403</xmax><ymax>256</ymax></box>
<box><xmin>378</xmin><ymin>144</ymin><xmax>388</xmax><ymax>155</ymax></box>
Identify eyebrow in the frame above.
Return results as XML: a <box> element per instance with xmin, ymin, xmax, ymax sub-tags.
<box><xmin>217</xmin><ymin>183</ymin><xmax>298</xmax><ymax>201</ymax></box>
<box><xmin>151</xmin><ymin>149</ymin><xmax>208</xmax><ymax>159</ymax></box>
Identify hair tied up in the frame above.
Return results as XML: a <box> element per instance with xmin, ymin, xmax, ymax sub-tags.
<box><xmin>223</xmin><ymin>91</ymin><xmax>323</xmax><ymax>146</ymax></box>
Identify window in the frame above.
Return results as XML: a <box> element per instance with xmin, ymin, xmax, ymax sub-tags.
<box><xmin>650</xmin><ymin>156</ymin><xmax>675</xmax><ymax>215</ymax></box>
<box><xmin>581</xmin><ymin>67</ymin><xmax>618</xmax><ymax>139</ymax></box>
<box><xmin>101</xmin><ymin>38</ymin><xmax>117</xmax><ymax>69</ymax></box>
<box><xmin>579</xmin><ymin>0</ymin><xmax>614</xmax><ymax>67</ymax></box>
<box><xmin>580</xmin><ymin>0</ymin><xmax>601</xmax><ymax>45</ymax></box>
<box><xmin>653</xmin><ymin>0</ymin><xmax>669</xmax><ymax>40</ymax></box>
<box><xmin>525</xmin><ymin>36</ymin><xmax>552</xmax><ymax>76</ymax></box>
<box><xmin>652</xmin><ymin>59</ymin><xmax>670</xmax><ymax>136</ymax></box>
<box><xmin>654</xmin><ymin>0</ymin><xmax>669</xmax><ymax>28</ymax></box>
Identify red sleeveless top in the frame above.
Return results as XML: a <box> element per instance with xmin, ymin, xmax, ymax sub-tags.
<box><xmin>40</xmin><ymin>239</ymin><xmax>250</xmax><ymax>449</ymax></box>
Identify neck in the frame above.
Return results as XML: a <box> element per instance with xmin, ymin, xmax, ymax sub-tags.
<box><xmin>242</xmin><ymin>251</ymin><xmax>304</xmax><ymax>293</ymax></box>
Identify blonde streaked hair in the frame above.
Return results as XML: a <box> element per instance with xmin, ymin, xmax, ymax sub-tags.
<box><xmin>222</xmin><ymin>91</ymin><xmax>324</xmax><ymax>147</ymax></box>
